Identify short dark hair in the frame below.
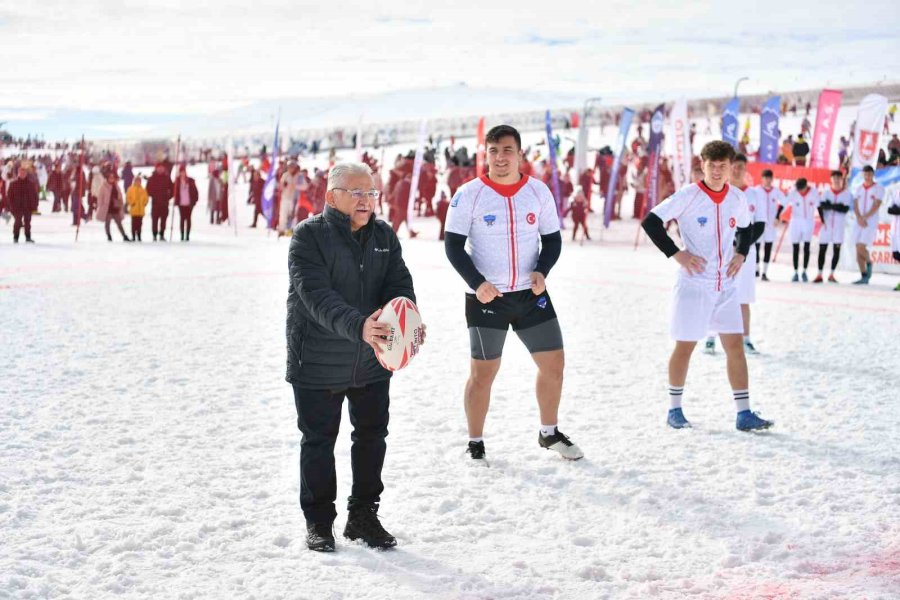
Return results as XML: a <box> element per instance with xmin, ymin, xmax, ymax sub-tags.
<box><xmin>796</xmin><ymin>178</ymin><xmax>808</xmax><ymax>190</ymax></box>
<box><xmin>761</xmin><ymin>169</ymin><xmax>774</xmax><ymax>178</ymax></box>
<box><xmin>862</xmin><ymin>165</ymin><xmax>875</xmax><ymax>173</ymax></box>
<box><xmin>830</xmin><ymin>170</ymin><xmax>843</xmax><ymax>178</ymax></box>
<box><xmin>700</xmin><ymin>140</ymin><xmax>735</xmax><ymax>162</ymax></box>
<box><xmin>485</xmin><ymin>125</ymin><xmax>521</xmax><ymax>150</ymax></box>
<box><xmin>733</xmin><ymin>153</ymin><xmax>748</xmax><ymax>164</ymax></box>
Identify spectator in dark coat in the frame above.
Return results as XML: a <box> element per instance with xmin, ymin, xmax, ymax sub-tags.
<box><xmin>8</xmin><ymin>167</ymin><xmax>38</xmax><ymax>243</ymax></box>
<box><xmin>248</xmin><ymin>168</ymin><xmax>265</xmax><ymax>227</ymax></box>
<box><xmin>146</xmin><ymin>163</ymin><xmax>174</xmax><ymax>241</ymax></box>
<box><xmin>793</xmin><ymin>134</ymin><xmax>810</xmax><ymax>167</ymax></box>
<box><xmin>172</xmin><ymin>165</ymin><xmax>198</xmax><ymax>242</ymax></box>
<box><xmin>286</xmin><ymin>161</ymin><xmax>421</xmax><ymax>553</ymax></box>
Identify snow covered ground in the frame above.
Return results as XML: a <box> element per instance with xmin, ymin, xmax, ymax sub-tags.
<box><xmin>2</xmin><ymin>172</ymin><xmax>899</xmax><ymax>600</ymax></box>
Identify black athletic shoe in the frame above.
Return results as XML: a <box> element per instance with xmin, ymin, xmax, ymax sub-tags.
<box><xmin>538</xmin><ymin>428</ymin><xmax>584</xmax><ymax>460</ymax></box>
<box><xmin>306</xmin><ymin>522</ymin><xmax>335</xmax><ymax>552</ymax></box>
<box><xmin>467</xmin><ymin>440</ymin><xmax>486</xmax><ymax>460</ymax></box>
<box><xmin>343</xmin><ymin>504</ymin><xmax>396</xmax><ymax>549</ymax></box>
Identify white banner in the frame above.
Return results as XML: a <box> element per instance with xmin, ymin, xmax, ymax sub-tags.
<box><xmin>407</xmin><ymin>119</ymin><xmax>427</xmax><ymax>231</ymax></box>
<box><xmin>851</xmin><ymin>94</ymin><xmax>888</xmax><ymax>170</ymax></box>
<box><xmin>670</xmin><ymin>97</ymin><xmax>691</xmax><ymax>191</ymax></box>
<box><xmin>574</xmin><ymin>110</ymin><xmax>588</xmax><ymax>176</ymax></box>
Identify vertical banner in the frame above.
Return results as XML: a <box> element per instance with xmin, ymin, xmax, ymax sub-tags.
<box><xmin>575</xmin><ymin>107</ymin><xmax>589</xmax><ymax>176</ymax></box>
<box><xmin>545</xmin><ymin>110</ymin><xmax>563</xmax><ymax>224</ymax></box>
<box><xmin>475</xmin><ymin>117</ymin><xmax>486</xmax><ymax>177</ymax></box>
<box><xmin>721</xmin><ymin>98</ymin><xmax>740</xmax><ymax>148</ymax></box>
<box><xmin>810</xmin><ymin>89</ymin><xmax>843</xmax><ymax>169</ymax></box>
<box><xmin>74</xmin><ymin>135</ymin><xmax>85</xmax><ymax>241</ymax></box>
<box><xmin>355</xmin><ymin>115</ymin><xmax>363</xmax><ymax>161</ymax></box>
<box><xmin>670</xmin><ymin>97</ymin><xmax>691</xmax><ymax>191</ymax></box>
<box><xmin>262</xmin><ymin>116</ymin><xmax>280</xmax><ymax>223</ymax></box>
<box><xmin>169</xmin><ymin>135</ymin><xmax>182</xmax><ymax>240</ymax></box>
<box><xmin>759</xmin><ymin>96</ymin><xmax>781</xmax><ymax>164</ymax></box>
<box><xmin>645</xmin><ymin>103</ymin><xmax>665</xmax><ymax>213</ymax></box>
<box><xmin>407</xmin><ymin>119</ymin><xmax>427</xmax><ymax>230</ymax></box>
<box><xmin>851</xmin><ymin>93</ymin><xmax>888</xmax><ymax>171</ymax></box>
<box><xmin>604</xmin><ymin>108</ymin><xmax>635</xmax><ymax>227</ymax></box>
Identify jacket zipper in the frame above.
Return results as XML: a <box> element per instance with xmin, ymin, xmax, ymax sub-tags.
<box><xmin>350</xmin><ymin>230</ymin><xmax>369</xmax><ymax>387</ymax></box>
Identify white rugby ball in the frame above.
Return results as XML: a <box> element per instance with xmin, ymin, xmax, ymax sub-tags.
<box><xmin>375</xmin><ymin>297</ymin><xmax>424</xmax><ymax>372</ymax></box>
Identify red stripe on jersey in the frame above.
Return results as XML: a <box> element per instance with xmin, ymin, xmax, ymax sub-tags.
<box><xmin>715</xmin><ymin>203</ymin><xmax>722</xmax><ymax>292</ymax></box>
<box><xmin>506</xmin><ymin>196</ymin><xmax>518</xmax><ymax>289</ymax></box>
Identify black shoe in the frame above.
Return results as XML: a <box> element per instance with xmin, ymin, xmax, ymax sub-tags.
<box><xmin>466</xmin><ymin>440</ymin><xmax>486</xmax><ymax>460</ymax></box>
<box><xmin>343</xmin><ymin>504</ymin><xmax>396</xmax><ymax>549</ymax></box>
<box><xmin>159</xmin><ymin>235</ymin><xmax>165</xmax><ymax>242</ymax></box>
<box><xmin>538</xmin><ymin>428</ymin><xmax>585</xmax><ymax>460</ymax></box>
<box><xmin>25</xmin><ymin>238</ymin><xmax>34</xmax><ymax>243</ymax></box>
<box><xmin>306</xmin><ymin>523</ymin><xmax>335</xmax><ymax>552</ymax></box>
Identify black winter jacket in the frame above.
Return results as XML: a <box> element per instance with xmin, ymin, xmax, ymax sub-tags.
<box><xmin>286</xmin><ymin>205</ymin><xmax>416</xmax><ymax>389</ymax></box>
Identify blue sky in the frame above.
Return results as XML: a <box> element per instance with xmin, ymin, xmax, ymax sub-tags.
<box><xmin>0</xmin><ymin>0</ymin><xmax>897</xmax><ymax>140</ymax></box>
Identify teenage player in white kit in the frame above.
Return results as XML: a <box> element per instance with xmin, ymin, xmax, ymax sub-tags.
<box><xmin>704</xmin><ymin>154</ymin><xmax>765</xmax><ymax>355</ymax></box>
<box><xmin>641</xmin><ymin>141</ymin><xmax>773</xmax><ymax>431</ymax></box>
<box><xmin>754</xmin><ymin>169</ymin><xmax>784</xmax><ymax>282</ymax></box>
<box><xmin>784</xmin><ymin>178</ymin><xmax>820</xmax><ymax>282</ymax></box>
<box><xmin>851</xmin><ymin>165</ymin><xmax>885</xmax><ymax>285</ymax></box>
<box><xmin>887</xmin><ymin>187</ymin><xmax>900</xmax><ymax>291</ymax></box>
<box><xmin>814</xmin><ymin>170</ymin><xmax>852</xmax><ymax>283</ymax></box>
<box><xmin>444</xmin><ymin>125</ymin><xmax>583</xmax><ymax>461</ymax></box>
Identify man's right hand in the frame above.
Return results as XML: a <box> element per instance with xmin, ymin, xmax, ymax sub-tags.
<box><xmin>475</xmin><ymin>281</ymin><xmax>503</xmax><ymax>304</ymax></box>
<box><xmin>857</xmin><ymin>216</ymin><xmax>867</xmax><ymax>227</ymax></box>
<box><xmin>674</xmin><ymin>250</ymin><xmax>707</xmax><ymax>276</ymax></box>
<box><xmin>362</xmin><ymin>308</ymin><xmax>391</xmax><ymax>353</ymax></box>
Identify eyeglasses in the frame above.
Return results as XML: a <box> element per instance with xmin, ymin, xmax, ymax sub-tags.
<box><xmin>332</xmin><ymin>188</ymin><xmax>380</xmax><ymax>201</ymax></box>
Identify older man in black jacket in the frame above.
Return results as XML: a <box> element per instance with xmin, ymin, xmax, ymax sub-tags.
<box><xmin>287</xmin><ymin>161</ymin><xmax>419</xmax><ymax>552</ymax></box>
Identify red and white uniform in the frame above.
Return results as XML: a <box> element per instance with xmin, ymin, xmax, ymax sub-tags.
<box><xmin>851</xmin><ymin>182</ymin><xmax>885</xmax><ymax>247</ymax></box>
<box><xmin>750</xmin><ymin>185</ymin><xmax>784</xmax><ymax>243</ymax></box>
<box><xmin>736</xmin><ymin>185</ymin><xmax>765</xmax><ymax>304</ymax></box>
<box><xmin>445</xmin><ymin>175</ymin><xmax>560</xmax><ymax>293</ymax></box>
<box><xmin>819</xmin><ymin>187</ymin><xmax>852</xmax><ymax>245</ymax></box>
<box><xmin>651</xmin><ymin>181</ymin><xmax>750</xmax><ymax>341</ymax></box>
<box><xmin>785</xmin><ymin>187</ymin><xmax>820</xmax><ymax>244</ymax></box>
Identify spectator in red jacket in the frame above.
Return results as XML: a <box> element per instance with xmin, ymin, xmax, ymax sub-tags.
<box><xmin>146</xmin><ymin>163</ymin><xmax>174</xmax><ymax>241</ymax></box>
<box><xmin>564</xmin><ymin>186</ymin><xmax>590</xmax><ymax>241</ymax></box>
<box><xmin>249</xmin><ymin>168</ymin><xmax>265</xmax><ymax>227</ymax></box>
<box><xmin>390</xmin><ymin>172</ymin><xmax>415</xmax><ymax>236</ymax></box>
<box><xmin>8</xmin><ymin>167</ymin><xmax>39</xmax><ymax>243</ymax></box>
<box><xmin>435</xmin><ymin>191</ymin><xmax>450</xmax><ymax>241</ymax></box>
<box><xmin>172</xmin><ymin>165</ymin><xmax>199</xmax><ymax>242</ymax></box>
<box><xmin>578</xmin><ymin>168</ymin><xmax>595</xmax><ymax>212</ymax></box>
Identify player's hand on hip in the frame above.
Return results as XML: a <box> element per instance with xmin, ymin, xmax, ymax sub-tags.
<box><xmin>726</xmin><ymin>253</ymin><xmax>745</xmax><ymax>278</ymax></box>
<box><xmin>674</xmin><ymin>250</ymin><xmax>707</xmax><ymax>276</ymax></box>
<box><xmin>362</xmin><ymin>308</ymin><xmax>390</xmax><ymax>353</ymax></box>
<box><xmin>857</xmin><ymin>216</ymin><xmax>867</xmax><ymax>227</ymax></box>
<box><xmin>529</xmin><ymin>272</ymin><xmax>546</xmax><ymax>295</ymax></box>
<box><xmin>476</xmin><ymin>281</ymin><xmax>503</xmax><ymax>304</ymax></box>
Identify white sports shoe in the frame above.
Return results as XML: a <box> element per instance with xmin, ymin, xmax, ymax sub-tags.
<box><xmin>538</xmin><ymin>429</ymin><xmax>584</xmax><ymax>460</ymax></box>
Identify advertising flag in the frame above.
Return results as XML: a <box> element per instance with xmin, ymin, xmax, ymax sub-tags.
<box><xmin>851</xmin><ymin>93</ymin><xmax>888</xmax><ymax>171</ymax></box>
<box><xmin>810</xmin><ymin>89</ymin><xmax>842</xmax><ymax>169</ymax></box>
<box><xmin>262</xmin><ymin>117</ymin><xmax>280</xmax><ymax>223</ymax></box>
<box><xmin>721</xmin><ymin>98</ymin><xmax>740</xmax><ymax>148</ymax></box>
<box><xmin>670</xmin><ymin>97</ymin><xmax>691</xmax><ymax>191</ymax></box>
<box><xmin>476</xmin><ymin>117</ymin><xmax>486</xmax><ymax>177</ymax></box>
<box><xmin>759</xmin><ymin>96</ymin><xmax>781</xmax><ymax>164</ymax></box>
<box><xmin>545</xmin><ymin>110</ymin><xmax>562</xmax><ymax>223</ymax></box>
<box><xmin>604</xmin><ymin>108</ymin><xmax>634</xmax><ymax>227</ymax></box>
<box><xmin>645</xmin><ymin>104</ymin><xmax>665</xmax><ymax>213</ymax></box>
<box><xmin>575</xmin><ymin>108</ymin><xmax>589</xmax><ymax>176</ymax></box>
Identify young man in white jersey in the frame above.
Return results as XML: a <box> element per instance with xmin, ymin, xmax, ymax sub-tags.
<box><xmin>641</xmin><ymin>141</ymin><xmax>773</xmax><ymax>432</ymax></box>
<box><xmin>851</xmin><ymin>165</ymin><xmax>885</xmax><ymax>285</ymax></box>
<box><xmin>704</xmin><ymin>154</ymin><xmax>765</xmax><ymax>355</ymax></box>
<box><xmin>754</xmin><ymin>169</ymin><xmax>784</xmax><ymax>282</ymax></box>
<box><xmin>814</xmin><ymin>170</ymin><xmax>852</xmax><ymax>283</ymax></box>
<box><xmin>887</xmin><ymin>187</ymin><xmax>900</xmax><ymax>291</ymax></box>
<box><xmin>444</xmin><ymin>125</ymin><xmax>583</xmax><ymax>462</ymax></box>
<box><xmin>784</xmin><ymin>178</ymin><xmax>820</xmax><ymax>282</ymax></box>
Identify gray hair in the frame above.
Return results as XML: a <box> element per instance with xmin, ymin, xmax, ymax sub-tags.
<box><xmin>327</xmin><ymin>161</ymin><xmax>372</xmax><ymax>191</ymax></box>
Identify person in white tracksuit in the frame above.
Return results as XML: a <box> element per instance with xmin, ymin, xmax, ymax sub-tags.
<box><xmin>814</xmin><ymin>171</ymin><xmax>852</xmax><ymax>283</ymax></box>
<box><xmin>784</xmin><ymin>178</ymin><xmax>820</xmax><ymax>282</ymax></box>
<box><xmin>851</xmin><ymin>165</ymin><xmax>885</xmax><ymax>285</ymax></box>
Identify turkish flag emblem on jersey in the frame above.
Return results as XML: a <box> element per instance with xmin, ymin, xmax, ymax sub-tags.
<box><xmin>858</xmin><ymin>130</ymin><xmax>879</xmax><ymax>162</ymax></box>
<box><xmin>526</xmin><ymin>212</ymin><xmax>536</xmax><ymax>225</ymax></box>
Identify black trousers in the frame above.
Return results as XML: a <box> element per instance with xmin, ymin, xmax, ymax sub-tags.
<box><xmin>13</xmin><ymin>211</ymin><xmax>32</xmax><ymax>240</ymax></box>
<box><xmin>151</xmin><ymin>206</ymin><xmax>168</xmax><ymax>237</ymax></box>
<box><xmin>178</xmin><ymin>205</ymin><xmax>193</xmax><ymax>240</ymax></box>
<box><xmin>292</xmin><ymin>380</ymin><xmax>390</xmax><ymax>525</ymax></box>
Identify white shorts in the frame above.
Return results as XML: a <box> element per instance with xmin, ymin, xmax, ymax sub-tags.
<box><xmin>736</xmin><ymin>246</ymin><xmax>756</xmax><ymax>304</ymax></box>
<box><xmin>818</xmin><ymin>223</ymin><xmax>845</xmax><ymax>245</ymax></box>
<box><xmin>789</xmin><ymin>221</ymin><xmax>814</xmax><ymax>244</ymax></box>
<box><xmin>761</xmin><ymin>221</ymin><xmax>778</xmax><ymax>243</ymax></box>
<box><xmin>671</xmin><ymin>279</ymin><xmax>743</xmax><ymax>342</ymax></box>
<box><xmin>852</xmin><ymin>224</ymin><xmax>877</xmax><ymax>248</ymax></box>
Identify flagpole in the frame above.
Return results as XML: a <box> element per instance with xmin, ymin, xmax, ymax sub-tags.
<box><xmin>169</xmin><ymin>135</ymin><xmax>181</xmax><ymax>241</ymax></box>
<box><xmin>75</xmin><ymin>135</ymin><xmax>85</xmax><ymax>242</ymax></box>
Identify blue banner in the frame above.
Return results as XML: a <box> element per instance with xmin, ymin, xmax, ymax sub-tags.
<box><xmin>604</xmin><ymin>108</ymin><xmax>634</xmax><ymax>227</ymax></box>
<box><xmin>759</xmin><ymin>96</ymin><xmax>781</xmax><ymax>164</ymax></box>
<box><xmin>545</xmin><ymin>110</ymin><xmax>562</xmax><ymax>224</ymax></box>
<box><xmin>262</xmin><ymin>118</ymin><xmax>280</xmax><ymax>223</ymax></box>
<box><xmin>645</xmin><ymin>103</ymin><xmax>665</xmax><ymax>214</ymax></box>
<box><xmin>848</xmin><ymin>166</ymin><xmax>900</xmax><ymax>193</ymax></box>
<box><xmin>721</xmin><ymin>98</ymin><xmax>740</xmax><ymax>148</ymax></box>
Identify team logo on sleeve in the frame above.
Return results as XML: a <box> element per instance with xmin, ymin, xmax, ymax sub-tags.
<box><xmin>483</xmin><ymin>215</ymin><xmax>496</xmax><ymax>227</ymax></box>
<box><xmin>697</xmin><ymin>216</ymin><xmax>708</xmax><ymax>227</ymax></box>
<box><xmin>729</xmin><ymin>217</ymin><xmax>736</xmax><ymax>228</ymax></box>
<box><xmin>450</xmin><ymin>193</ymin><xmax>461</xmax><ymax>207</ymax></box>
<box><xmin>526</xmin><ymin>212</ymin><xmax>536</xmax><ymax>225</ymax></box>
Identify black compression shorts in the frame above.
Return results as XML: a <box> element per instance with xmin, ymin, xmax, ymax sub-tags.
<box><xmin>465</xmin><ymin>290</ymin><xmax>563</xmax><ymax>360</ymax></box>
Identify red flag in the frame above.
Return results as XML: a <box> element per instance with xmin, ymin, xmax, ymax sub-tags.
<box><xmin>476</xmin><ymin>117</ymin><xmax>486</xmax><ymax>177</ymax></box>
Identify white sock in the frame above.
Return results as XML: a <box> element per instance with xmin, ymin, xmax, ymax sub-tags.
<box><xmin>763</xmin><ymin>262</ymin><xmax>769</xmax><ymax>274</ymax></box>
<box><xmin>669</xmin><ymin>386</ymin><xmax>684</xmax><ymax>409</ymax></box>
<box><xmin>469</xmin><ymin>437</ymin><xmax>483</xmax><ymax>444</ymax></box>
<box><xmin>539</xmin><ymin>424</ymin><xmax>557</xmax><ymax>438</ymax></box>
<box><xmin>733</xmin><ymin>389</ymin><xmax>750</xmax><ymax>413</ymax></box>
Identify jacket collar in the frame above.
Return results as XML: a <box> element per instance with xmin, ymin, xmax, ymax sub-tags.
<box><xmin>324</xmin><ymin>204</ymin><xmax>374</xmax><ymax>234</ymax></box>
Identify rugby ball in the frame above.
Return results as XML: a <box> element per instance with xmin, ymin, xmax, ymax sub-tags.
<box><xmin>374</xmin><ymin>297</ymin><xmax>424</xmax><ymax>372</ymax></box>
